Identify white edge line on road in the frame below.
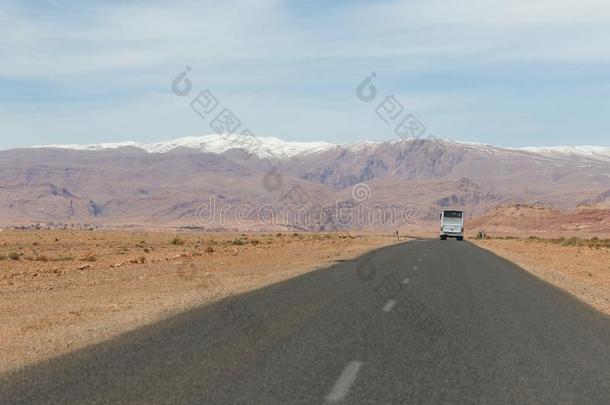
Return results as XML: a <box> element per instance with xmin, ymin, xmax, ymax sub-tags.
<box><xmin>402</xmin><ymin>278</ymin><xmax>410</xmax><ymax>284</ymax></box>
<box><xmin>382</xmin><ymin>299</ymin><xmax>396</xmax><ymax>312</ymax></box>
<box><xmin>325</xmin><ymin>361</ymin><xmax>364</xmax><ymax>403</ymax></box>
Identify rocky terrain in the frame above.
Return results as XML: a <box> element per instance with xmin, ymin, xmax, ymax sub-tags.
<box><xmin>1</xmin><ymin>135</ymin><xmax>608</xmax><ymax>230</ymax></box>
<box><xmin>470</xmin><ymin>203</ymin><xmax>610</xmax><ymax>236</ymax></box>
<box><xmin>0</xmin><ymin>230</ymin><xmax>395</xmax><ymax>373</ymax></box>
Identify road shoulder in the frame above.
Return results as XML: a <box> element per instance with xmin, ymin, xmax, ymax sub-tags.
<box><xmin>473</xmin><ymin>238</ymin><xmax>610</xmax><ymax>316</ymax></box>
<box><xmin>0</xmin><ymin>231</ymin><xmax>396</xmax><ymax>374</ymax></box>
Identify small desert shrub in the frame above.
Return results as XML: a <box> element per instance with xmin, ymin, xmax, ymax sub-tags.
<box><xmin>81</xmin><ymin>254</ymin><xmax>97</xmax><ymax>262</ymax></box>
<box><xmin>143</xmin><ymin>248</ymin><xmax>150</xmax><ymax>253</ymax></box>
<box><xmin>8</xmin><ymin>252</ymin><xmax>20</xmax><ymax>261</ymax></box>
<box><xmin>139</xmin><ymin>256</ymin><xmax>146</xmax><ymax>264</ymax></box>
<box><xmin>549</xmin><ymin>237</ymin><xmax>566</xmax><ymax>245</ymax></box>
<box><xmin>584</xmin><ymin>238</ymin><xmax>610</xmax><ymax>249</ymax></box>
<box><xmin>582</xmin><ymin>238</ymin><xmax>610</xmax><ymax>249</ymax></box>
<box><xmin>33</xmin><ymin>255</ymin><xmax>49</xmax><ymax>262</ymax></box>
<box><xmin>0</xmin><ymin>254</ymin><xmax>7</xmax><ymax>260</ymax></box>
<box><xmin>533</xmin><ymin>236</ymin><xmax>610</xmax><ymax>249</ymax></box>
<box><xmin>474</xmin><ymin>231</ymin><xmax>488</xmax><ymax>240</ymax></box>
<box><xmin>562</xmin><ymin>237</ymin><xmax>580</xmax><ymax>247</ymax></box>
<box><xmin>171</xmin><ymin>236</ymin><xmax>185</xmax><ymax>246</ymax></box>
<box><xmin>232</xmin><ymin>237</ymin><xmax>245</xmax><ymax>246</ymax></box>
<box><xmin>205</xmin><ymin>246</ymin><xmax>215</xmax><ymax>253</ymax></box>
<box><xmin>250</xmin><ymin>239</ymin><xmax>260</xmax><ymax>245</ymax></box>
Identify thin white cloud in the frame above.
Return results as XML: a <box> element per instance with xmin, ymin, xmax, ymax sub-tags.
<box><xmin>346</xmin><ymin>0</ymin><xmax>610</xmax><ymax>64</ymax></box>
<box><xmin>0</xmin><ymin>0</ymin><xmax>289</xmax><ymax>79</ymax></box>
<box><xmin>3</xmin><ymin>0</ymin><xmax>610</xmax><ymax>81</ymax></box>
<box><xmin>362</xmin><ymin>0</ymin><xmax>610</xmax><ymax>26</ymax></box>
<box><xmin>0</xmin><ymin>0</ymin><xmax>609</xmax><ymax>148</ymax></box>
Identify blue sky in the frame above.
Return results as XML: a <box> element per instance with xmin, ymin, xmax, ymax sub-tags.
<box><xmin>1</xmin><ymin>0</ymin><xmax>609</xmax><ymax>150</ymax></box>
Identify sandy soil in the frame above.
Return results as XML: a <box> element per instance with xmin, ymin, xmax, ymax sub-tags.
<box><xmin>0</xmin><ymin>230</ymin><xmax>396</xmax><ymax>374</ymax></box>
<box><xmin>474</xmin><ymin>238</ymin><xmax>610</xmax><ymax>315</ymax></box>
<box><xmin>468</xmin><ymin>204</ymin><xmax>610</xmax><ymax>237</ymax></box>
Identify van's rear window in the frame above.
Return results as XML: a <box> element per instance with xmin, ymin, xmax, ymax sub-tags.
<box><xmin>443</xmin><ymin>210</ymin><xmax>463</xmax><ymax>218</ymax></box>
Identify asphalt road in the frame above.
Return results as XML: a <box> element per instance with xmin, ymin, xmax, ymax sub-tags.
<box><xmin>1</xmin><ymin>239</ymin><xmax>609</xmax><ymax>404</ymax></box>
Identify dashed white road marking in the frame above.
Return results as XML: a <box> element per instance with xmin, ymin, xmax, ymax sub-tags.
<box><xmin>402</xmin><ymin>278</ymin><xmax>410</xmax><ymax>284</ymax></box>
<box><xmin>325</xmin><ymin>361</ymin><xmax>364</xmax><ymax>403</ymax></box>
<box><xmin>382</xmin><ymin>300</ymin><xmax>396</xmax><ymax>312</ymax></box>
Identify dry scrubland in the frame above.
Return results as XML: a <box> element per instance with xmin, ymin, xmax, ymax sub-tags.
<box><xmin>0</xmin><ymin>230</ymin><xmax>396</xmax><ymax>374</ymax></box>
<box><xmin>2</xmin><ymin>229</ymin><xmax>608</xmax><ymax>375</ymax></box>
<box><xmin>474</xmin><ymin>236</ymin><xmax>610</xmax><ymax>315</ymax></box>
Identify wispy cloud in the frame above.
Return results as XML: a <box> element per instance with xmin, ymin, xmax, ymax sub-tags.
<box><xmin>0</xmin><ymin>0</ymin><xmax>609</xmax><ymax>149</ymax></box>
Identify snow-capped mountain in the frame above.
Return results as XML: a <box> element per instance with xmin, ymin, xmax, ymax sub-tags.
<box><xmin>3</xmin><ymin>134</ymin><xmax>610</xmax><ymax>228</ymax></box>
<box><xmin>31</xmin><ymin>134</ymin><xmax>610</xmax><ymax>162</ymax></box>
<box><xmin>517</xmin><ymin>146</ymin><xmax>610</xmax><ymax>161</ymax></box>
<box><xmin>33</xmin><ymin>134</ymin><xmax>337</xmax><ymax>160</ymax></box>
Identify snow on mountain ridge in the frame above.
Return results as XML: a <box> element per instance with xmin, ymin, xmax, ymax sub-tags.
<box><xmin>30</xmin><ymin>134</ymin><xmax>610</xmax><ymax>161</ymax></box>
<box><xmin>32</xmin><ymin>134</ymin><xmax>337</xmax><ymax>159</ymax></box>
<box><xmin>518</xmin><ymin>146</ymin><xmax>610</xmax><ymax>160</ymax></box>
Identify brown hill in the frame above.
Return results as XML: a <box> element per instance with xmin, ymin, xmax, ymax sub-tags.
<box><xmin>0</xmin><ymin>138</ymin><xmax>609</xmax><ymax>231</ymax></box>
<box><xmin>470</xmin><ymin>204</ymin><xmax>610</xmax><ymax>236</ymax></box>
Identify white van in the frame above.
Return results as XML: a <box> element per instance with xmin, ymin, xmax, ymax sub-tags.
<box><xmin>440</xmin><ymin>210</ymin><xmax>464</xmax><ymax>240</ymax></box>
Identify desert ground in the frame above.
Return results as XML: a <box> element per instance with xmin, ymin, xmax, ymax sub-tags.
<box><xmin>0</xmin><ymin>230</ymin><xmax>397</xmax><ymax>374</ymax></box>
<box><xmin>2</xmin><ymin>229</ymin><xmax>609</xmax><ymax>376</ymax></box>
<box><xmin>474</xmin><ymin>236</ymin><xmax>610</xmax><ymax>315</ymax></box>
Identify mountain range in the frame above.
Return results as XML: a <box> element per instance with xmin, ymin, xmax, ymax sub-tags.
<box><xmin>31</xmin><ymin>134</ymin><xmax>610</xmax><ymax>161</ymax></box>
<box><xmin>1</xmin><ymin>134</ymin><xmax>609</xmax><ymax>231</ymax></box>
